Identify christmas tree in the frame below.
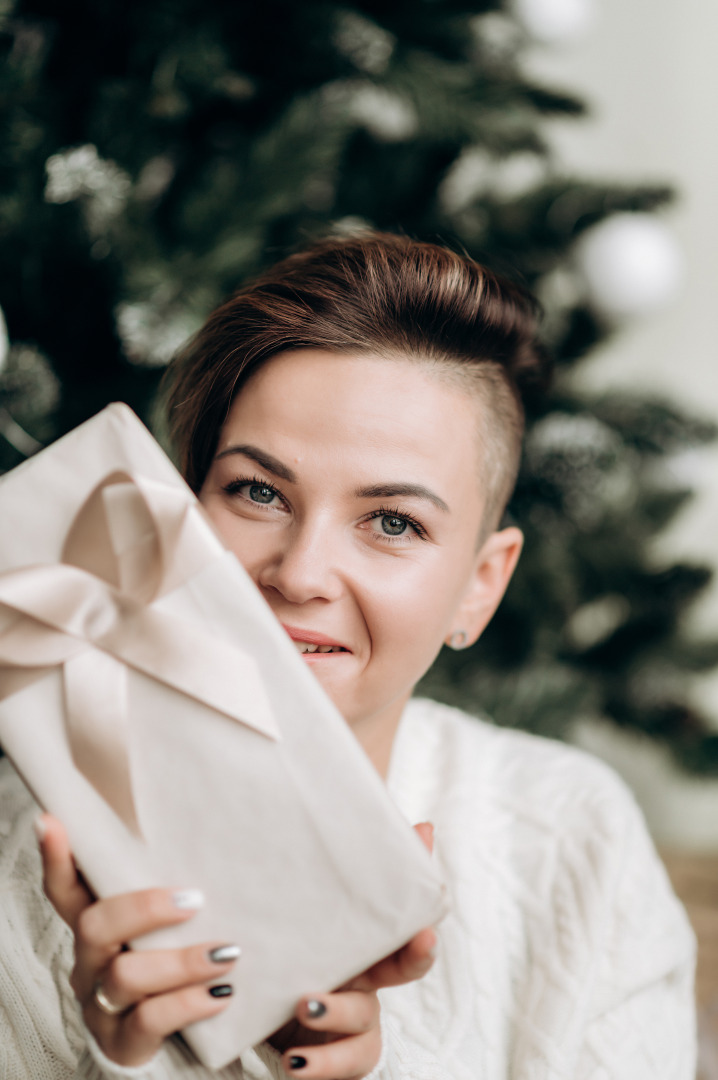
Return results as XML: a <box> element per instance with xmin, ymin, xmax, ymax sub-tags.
<box><xmin>2</xmin><ymin>0</ymin><xmax>717</xmax><ymax>770</ymax></box>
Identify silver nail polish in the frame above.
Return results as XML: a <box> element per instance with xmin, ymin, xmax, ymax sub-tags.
<box><xmin>172</xmin><ymin>888</ymin><xmax>205</xmax><ymax>910</ymax></box>
<box><xmin>208</xmin><ymin>944</ymin><xmax>241</xmax><ymax>964</ymax></box>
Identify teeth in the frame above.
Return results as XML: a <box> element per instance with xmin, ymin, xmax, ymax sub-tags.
<box><xmin>292</xmin><ymin>641</ymin><xmax>342</xmax><ymax>654</ymax></box>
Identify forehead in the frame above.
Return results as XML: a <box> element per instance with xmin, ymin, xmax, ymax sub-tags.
<box><xmin>225</xmin><ymin>349</ymin><xmax>479</xmax><ymax>462</ymax></box>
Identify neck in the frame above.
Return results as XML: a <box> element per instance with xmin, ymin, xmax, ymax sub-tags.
<box><xmin>349</xmin><ymin>693</ymin><xmax>410</xmax><ymax>778</ymax></box>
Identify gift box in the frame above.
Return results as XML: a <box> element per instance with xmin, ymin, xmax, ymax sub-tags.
<box><xmin>0</xmin><ymin>403</ymin><xmax>446</xmax><ymax>1070</ymax></box>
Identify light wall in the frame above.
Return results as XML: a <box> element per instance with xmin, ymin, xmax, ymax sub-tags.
<box><xmin>527</xmin><ymin>0</ymin><xmax>718</xmax><ymax>710</ymax></box>
<box><xmin>525</xmin><ymin>0</ymin><xmax>718</xmax><ymax>846</ymax></box>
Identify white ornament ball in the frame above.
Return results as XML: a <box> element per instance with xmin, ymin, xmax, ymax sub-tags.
<box><xmin>575</xmin><ymin>213</ymin><xmax>683</xmax><ymax>319</ymax></box>
<box><xmin>512</xmin><ymin>0</ymin><xmax>595</xmax><ymax>44</ymax></box>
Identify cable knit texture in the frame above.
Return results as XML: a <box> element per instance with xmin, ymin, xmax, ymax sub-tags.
<box><xmin>0</xmin><ymin>698</ymin><xmax>696</xmax><ymax>1079</ymax></box>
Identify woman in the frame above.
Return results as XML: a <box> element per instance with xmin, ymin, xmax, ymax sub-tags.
<box><xmin>0</xmin><ymin>233</ymin><xmax>695</xmax><ymax>1079</ymax></box>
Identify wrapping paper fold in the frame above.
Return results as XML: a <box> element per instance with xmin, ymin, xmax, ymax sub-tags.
<box><xmin>0</xmin><ymin>404</ymin><xmax>446</xmax><ymax>1070</ymax></box>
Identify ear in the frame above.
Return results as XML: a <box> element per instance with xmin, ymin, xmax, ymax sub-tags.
<box><xmin>445</xmin><ymin>527</ymin><xmax>523</xmax><ymax>648</ymax></box>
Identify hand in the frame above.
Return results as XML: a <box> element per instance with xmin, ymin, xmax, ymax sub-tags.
<box><xmin>270</xmin><ymin>822</ymin><xmax>437</xmax><ymax>1079</ymax></box>
<box><xmin>37</xmin><ymin>814</ymin><xmax>240</xmax><ymax>1067</ymax></box>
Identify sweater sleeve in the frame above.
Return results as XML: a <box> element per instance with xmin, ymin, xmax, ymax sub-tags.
<box><xmin>73</xmin><ymin>1031</ymin><xmax>245</xmax><ymax>1080</ymax></box>
<box><xmin>364</xmin><ymin>1009</ymin><xmax>456</xmax><ymax>1080</ymax></box>
<box><xmin>0</xmin><ymin>762</ymin><xmax>246</xmax><ymax>1080</ymax></box>
<box><xmin>510</xmin><ymin>758</ymin><xmax>697</xmax><ymax>1080</ymax></box>
<box><xmin>571</xmin><ymin>785</ymin><xmax>697</xmax><ymax>1079</ymax></box>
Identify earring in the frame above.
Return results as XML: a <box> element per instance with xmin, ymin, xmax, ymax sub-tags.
<box><xmin>448</xmin><ymin>631</ymin><xmax>468</xmax><ymax>650</ymax></box>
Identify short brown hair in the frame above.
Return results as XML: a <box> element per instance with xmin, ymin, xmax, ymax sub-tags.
<box><xmin>163</xmin><ymin>232</ymin><xmax>548</xmax><ymax>527</ymax></box>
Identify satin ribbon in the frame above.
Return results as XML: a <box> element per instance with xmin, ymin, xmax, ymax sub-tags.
<box><xmin>0</xmin><ymin>471</ymin><xmax>279</xmax><ymax>837</ymax></box>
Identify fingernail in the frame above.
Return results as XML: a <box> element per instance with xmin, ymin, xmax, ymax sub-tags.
<box><xmin>33</xmin><ymin>816</ymin><xmax>47</xmax><ymax>843</ymax></box>
<box><xmin>208</xmin><ymin>944</ymin><xmax>241</xmax><ymax>964</ymax></box>
<box><xmin>305</xmin><ymin>999</ymin><xmax>326</xmax><ymax>1019</ymax></box>
<box><xmin>208</xmin><ymin>984</ymin><xmax>233</xmax><ymax>998</ymax></box>
<box><xmin>289</xmin><ymin>1056</ymin><xmax>307</xmax><ymax>1070</ymax></box>
<box><xmin>172</xmin><ymin>889</ymin><xmax>205</xmax><ymax>910</ymax></box>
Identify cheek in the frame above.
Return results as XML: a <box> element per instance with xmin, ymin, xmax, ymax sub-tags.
<box><xmin>201</xmin><ymin>499</ymin><xmax>265</xmax><ymax>572</ymax></box>
<box><xmin>361</xmin><ymin>555</ymin><xmax>472</xmax><ymax>654</ymax></box>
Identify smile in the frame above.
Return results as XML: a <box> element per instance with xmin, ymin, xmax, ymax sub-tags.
<box><xmin>282</xmin><ymin>624</ymin><xmax>350</xmax><ymax>656</ymax></box>
<box><xmin>293</xmin><ymin>642</ymin><xmax>345</xmax><ymax>654</ymax></box>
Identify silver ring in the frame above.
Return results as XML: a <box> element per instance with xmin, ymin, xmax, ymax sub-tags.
<box><xmin>92</xmin><ymin>980</ymin><xmax>126</xmax><ymax>1016</ymax></box>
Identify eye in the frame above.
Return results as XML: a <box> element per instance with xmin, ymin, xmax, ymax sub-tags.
<box><xmin>247</xmin><ymin>482</ymin><xmax>278</xmax><ymax>505</ymax></box>
<box><xmin>364</xmin><ymin>508</ymin><xmax>427</xmax><ymax>543</ymax></box>
<box><xmin>222</xmin><ymin>477</ymin><xmax>287</xmax><ymax>510</ymax></box>
<box><xmin>373</xmin><ymin>514</ymin><xmax>409</xmax><ymax>537</ymax></box>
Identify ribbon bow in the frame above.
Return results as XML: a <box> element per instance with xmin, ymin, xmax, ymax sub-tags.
<box><xmin>0</xmin><ymin>472</ymin><xmax>279</xmax><ymax>837</ymax></box>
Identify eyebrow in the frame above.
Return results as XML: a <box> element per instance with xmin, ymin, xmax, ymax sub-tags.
<box><xmin>214</xmin><ymin>444</ymin><xmax>297</xmax><ymax>483</ymax></box>
<box><xmin>215</xmin><ymin>444</ymin><xmax>450</xmax><ymax>514</ymax></box>
<box><xmin>356</xmin><ymin>483</ymin><xmax>450</xmax><ymax>514</ymax></box>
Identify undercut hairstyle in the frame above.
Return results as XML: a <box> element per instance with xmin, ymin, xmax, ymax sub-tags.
<box><xmin>162</xmin><ymin>232</ymin><xmax>549</xmax><ymax>530</ymax></box>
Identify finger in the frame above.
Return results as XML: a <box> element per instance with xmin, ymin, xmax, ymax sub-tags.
<box><xmin>96</xmin><ymin>941</ymin><xmax>241</xmax><ymax>1013</ymax></box>
<box><xmin>297</xmin><ymin>991</ymin><xmax>379</xmax><ymax>1036</ymax></box>
<box><xmin>37</xmin><ymin>814</ymin><xmax>93</xmax><ymax>928</ymax></box>
<box><xmin>351</xmin><ymin>927</ymin><xmax>437</xmax><ymax>992</ymax></box>
<box><xmin>73</xmin><ymin>887</ymin><xmax>205</xmax><ymax>999</ymax></box>
<box><xmin>282</xmin><ymin>1029</ymin><xmax>381</xmax><ymax>1079</ymax></box>
<box><xmin>413</xmin><ymin>821</ymin><xmax>434</xmax><ymax>854</ymax></box>
<box><xmin>96</xmin><ymin>983</ymin><xmax>235</xmax><ymax>1068</ymax></box>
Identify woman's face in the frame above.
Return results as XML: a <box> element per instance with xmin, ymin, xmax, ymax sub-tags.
<box><xmin>199</xmin><ymin>349</ymin><xmax>521</xmax><ymax>772</ymax></box>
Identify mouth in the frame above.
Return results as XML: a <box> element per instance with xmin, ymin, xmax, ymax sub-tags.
<box><xmin>282</xmin><ymin>624</ymin><xmax>350</xmax><ymax>657</ymax></box>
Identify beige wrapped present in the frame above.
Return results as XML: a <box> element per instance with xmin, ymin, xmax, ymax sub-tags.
<box><xmin>0</xmin><ymin>403</ymin><xmax>446</xmax><ymax>1070</ymax></box>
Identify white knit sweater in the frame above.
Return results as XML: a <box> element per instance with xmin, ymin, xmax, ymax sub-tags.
<box><xmin>0</xmin><ymin>698</ymin><xmax>696</xmax><ymax>1080</ymax></box>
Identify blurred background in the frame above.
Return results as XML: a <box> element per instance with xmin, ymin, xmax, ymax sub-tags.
<box><xmin>1</xmin><ymin>0</ymin><xmax>717</xmax><ymax>1059</ymax></box>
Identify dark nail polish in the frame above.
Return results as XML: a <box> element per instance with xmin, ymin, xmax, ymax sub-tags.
<box><xmin>305</xmin><ymin>999</ymin><xmax>327</xmax><ymax>1019</ymax></box>
<box><xmin>209</xmin><ymin>984</ymin><xmax>233</xmax><ymax>998</ymax></box>
<box><xmin>289</xmin><ymin>1056</ymin><xmax>307</xmax><ymax>1070</ymax></box>
<box><xmin>208</xmin><ymin>944</ymin><xmax>241</xmax><ymax>964</ymax></box>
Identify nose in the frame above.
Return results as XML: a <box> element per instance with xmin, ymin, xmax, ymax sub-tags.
<box><xmin>255</xmin><ymin>521</ymin><xmax>345</xmax><ymax>605</ymax></box>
